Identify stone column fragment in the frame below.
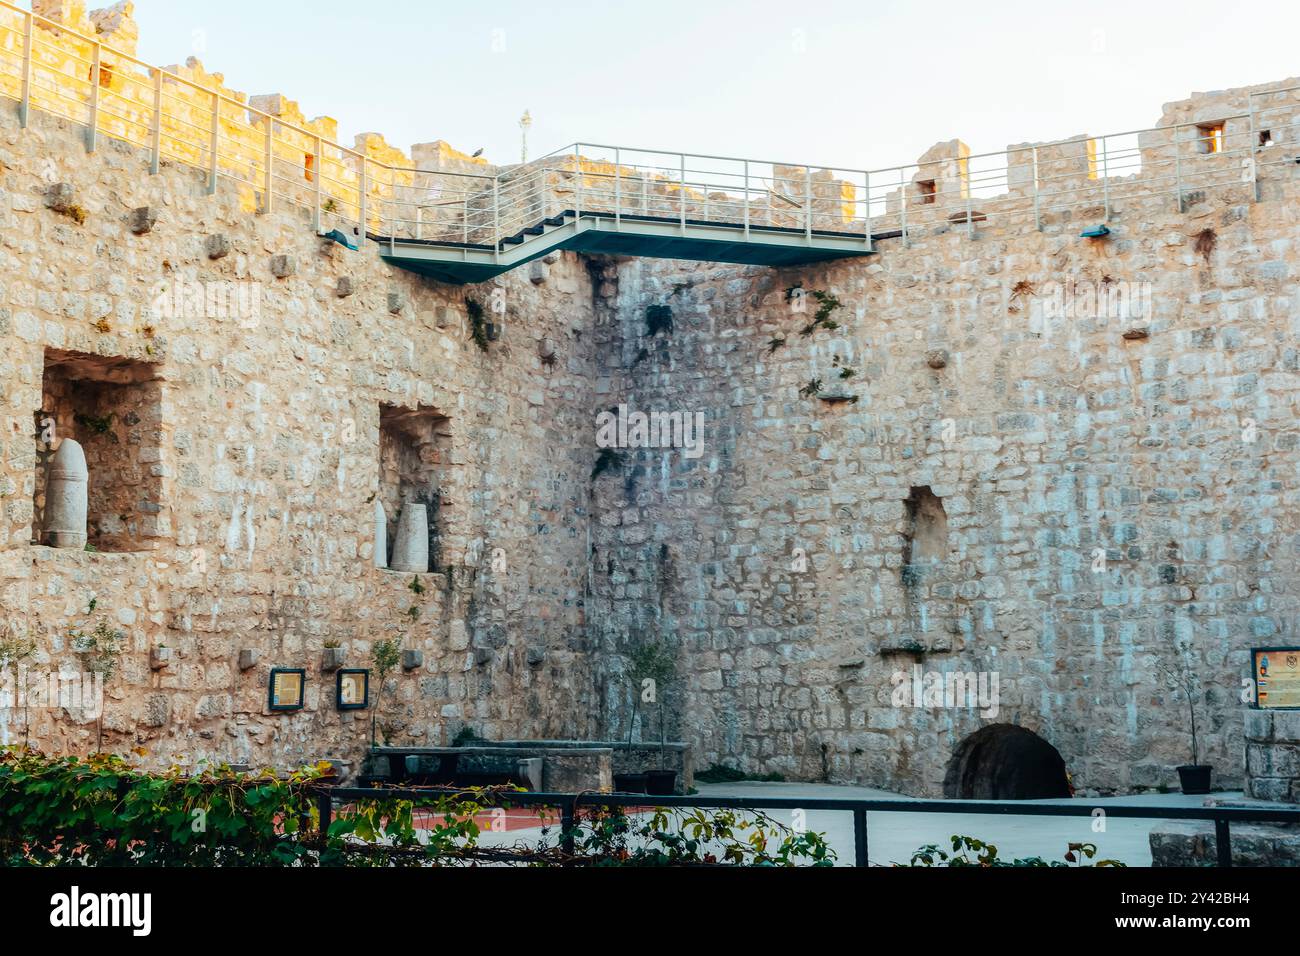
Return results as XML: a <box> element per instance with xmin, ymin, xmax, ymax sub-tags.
<box><xmin>390</xmin><ymin>502</ymin><xmax>428</xmax><ymax>572</ymax></box>
<box><xmin>43</xmin><ymin>438</ymin><xmax>88</xmax><ymax>549</ymax></box>
<box><xmin>374</xmin><ymin>498</ymin><xmax>388</xmax><ymax>569</ymax></box>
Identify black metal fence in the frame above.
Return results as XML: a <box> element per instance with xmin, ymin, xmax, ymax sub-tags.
<box><xmin>316</xmin><ymin>786</ymin><xmax>1300</xmax><ymax>867</ymax></box>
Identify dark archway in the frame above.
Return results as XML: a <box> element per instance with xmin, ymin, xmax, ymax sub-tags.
<box><xmin>943</xmin><ymin>725</ymin><xmax>1071</xmax><ymax>799</ymax></box>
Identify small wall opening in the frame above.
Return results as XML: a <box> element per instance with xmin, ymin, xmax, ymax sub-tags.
<box><xmin>917</xmin><ymin>179</ymin><xmax>937</xmax><ymax>205</ymax></box>
<box><xmin>1196</xmin><ymin>122</ymin><xmax>1225</xmax><ymax>154</ymax></box>
<box><xmin>34</xmin><ymin>349</ymin><xmax>164</xmax><ymax>552</ymax></box>
<box><xmin>943</xmin><ymin>724</ymin><xmax>1071</xmax><ymax>799</ymax></box>
<box><xmin>378</xmin><ymin>403</ymin><xmax>452</xmax><ymax>571</ymax></box>
<box><xmin>902</xmin><ymin>485</ymin><xmax>948</xmax><ymax>565</ymax></box>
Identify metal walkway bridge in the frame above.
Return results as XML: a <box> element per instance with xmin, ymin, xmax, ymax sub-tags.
<box><xmin>368</xmin><ymin>145</ymin><xmax>878</xmax><ymax>283</ymax></box>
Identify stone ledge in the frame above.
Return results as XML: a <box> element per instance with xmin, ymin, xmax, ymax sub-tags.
<box><xmin>1149</xmin><ymin>820</ymin><xmax>1300</xmax><ymax>866</ymax></box>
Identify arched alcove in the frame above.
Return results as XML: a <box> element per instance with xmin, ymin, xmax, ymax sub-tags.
<box><xmin>943</xmin><ymin>724</ymin><xmax>1071</xmax><ymax>799</ymax></box>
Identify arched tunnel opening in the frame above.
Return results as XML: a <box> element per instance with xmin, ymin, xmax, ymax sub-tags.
<box><xmin>942</xmin><ymin>724</ymin><xmax>1072</xmax><ymax>800</ymax></box>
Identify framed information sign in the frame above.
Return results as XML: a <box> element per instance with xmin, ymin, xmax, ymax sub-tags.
<box><xmin>336</xmin><ymin>669</ymin><xmax>370</xmax><ymax>710</ymax></box>
<box><xmin>1252</xmin><ymin>647</ymin><xmax>1300</xmax><ymax>710</ymax></box>
<box><xmin>268</xmin><ymin>668</ymin><xmax>306</xmax><ymax>711</ymax></box>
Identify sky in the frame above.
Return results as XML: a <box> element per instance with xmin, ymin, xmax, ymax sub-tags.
<box><xmin>52</xmin><ymin>0</ymin><xmax>1300</xmax><ymax>171</ymax></box>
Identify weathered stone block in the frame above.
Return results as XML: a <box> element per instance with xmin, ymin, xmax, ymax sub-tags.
<box><xmin>401</xmin><ymin>649</ymin><xmax>423</xmax><ymax>671</ymax></box>
<box><xmin>142</xmin><ymin>694</ymin><xmax>169</xmax><ymax>728</ymax></box>
<box><xmin>269</xmin><ymin>254</ymin><xmax>296</xmax><ymax>278</ymax></box>
<box><xmin>1274</xmin><ymin>711</ymin><xmax>1300</xmax><ymax>744</ymax></box>
<box><xmin>129</xmin><ymin>206</ymin><xmax>157</xmax><ymax>235</ymax></box>
<box><xmin>337</xmin><ymin>276</ymin><xmax>355</xmax><ymax>298</ymax></box>
<box><xmin>206</xmin><ymin>233</ymin><xmax>231</xmax><ymax>259</ymax></box>
<box><xmin>44</xmin><ymin>182</ymin><xmax>76</xmax><ymax>212</ymax></box>
<box><xmin>1245</xmin><ymin>709</ymin><xmax>1274</xmax><ymax>742</ymax></box>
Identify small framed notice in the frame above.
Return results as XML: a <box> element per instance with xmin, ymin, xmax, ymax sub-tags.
<box><xmin>336</xmin><ymin>669</ymin><xmax>370</xmax><ymax>711</ymax></box>
<box><xmin>268</xmin><ymin>668</ymin><xmax>306</xmax><ymax>711</ymax></box>
<box><xmin>1251</xmin><ymin>647</ymin><xmax>1300</xmax><ymax>710</ymax></box>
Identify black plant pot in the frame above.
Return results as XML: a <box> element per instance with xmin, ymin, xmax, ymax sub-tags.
<box><xmin>612</xmin><ymin>772</ymin><xmax>648</xmax><ymax>793</ymax></box>
<box><xmin>1177</xmin><ymin>764</ymin><xmax>1212</xmax><ymax>795</ymax></box>
<box><xmin>645</xmin><ymin>770</ymin><xmax>677</xmax><ymax>795</ymax></box>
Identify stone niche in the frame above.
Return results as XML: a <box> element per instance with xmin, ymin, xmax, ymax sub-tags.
<box><xmin>33</xmin><ymin>348</ymin><xmax>164</xmax><ymax>552</ymax></box>
<box><xmin>377</xmin><ymin>403</ymin><xmax>452</xmax><ymax>572</ymax></box>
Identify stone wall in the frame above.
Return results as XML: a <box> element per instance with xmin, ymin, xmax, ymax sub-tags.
<box><xmin>588</xmin><ymin>86</ymin><xmax>1300</xmax><ymax>795</ymax></box>
<box><xmin>0</xmin><ymin>96</ymin><xmax>605</xmax><ymax>768</ymax></box>
<box><xmin>4</xmin><ymin>1</ymin><xmax>1300</xmax><ymax>797</ymax></box>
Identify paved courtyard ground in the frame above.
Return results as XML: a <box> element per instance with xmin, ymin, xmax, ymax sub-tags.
<box><xmin>474</xmin><ymin>781</ymin><xmax>1234</xmax><ymax>866</ymax></box>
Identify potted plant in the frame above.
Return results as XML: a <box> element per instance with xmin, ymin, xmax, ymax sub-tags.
<box><xmin>1160</xmin><ymin>638</ymin><xmax>1212</xmax><ymax>794</ymax></box>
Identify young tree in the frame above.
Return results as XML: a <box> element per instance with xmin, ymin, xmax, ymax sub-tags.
<box><xmin>369</xmin><ymin>636</ymin><xmax>403</xmax><ymax>749</ymax></box>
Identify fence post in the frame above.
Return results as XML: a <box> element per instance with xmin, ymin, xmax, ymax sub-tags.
<box><xmin>614</xmin><ymin>147</ymin><xmax>621</xmax><ymax>229</ymax></box>
<box><xmin>853</xmin><ymin>808</ymin><xmax>869</xmax><ymax>867</ymax></box>
<box><xmin>359</xmin><ymin>160</ymin><xmax>368</xmax><ymax>240</ymax></box>
<box><xmin>560</xmin><ymin>796</ymin><xmax>577</xmax><ymax>860</ymax></box>
<box><xmin>804</xmin><ymin>166</ymin><xmax>812</xmax><ymax>242</ymax></box>
<box><xmin>149</xmin><ymin>69</ymin><xmax>162</xmax><ymax>174</ymax></box>
<box><xmin>260</xmin><ymin>115</ymin><xmax>271</xmax><ymax>207</ymax></box>
<box><xmin>316</xmin><ymin>790</ymin><xmax>333</xmax><ymax>846</ymax></box>
<box><xmin>1100</xmin><ymin>133</ymin><xmax>1110</xmax><ymax>220</ymax></box>
<box><xmin>575</xmin><ymin>144</ymin><xmax>583</xmax><ymax>221</ymax></box>
<box><xmin>208</xmin><ymin>91</ymin><xmax>219</xmax><ymax>195</ymax></box>
<box><xmin>1246</xmin><ymin>92</ymin><xmax>1260</xmax><ymax>203</ymax></box>
<box><xmin>312</xmin><ymin>134</ymin><xmax>322</xmax><ymax>233</ymax></box>
<box><xmin>1032</xmin><ymin>146</ymin><xmax>1041</xmax><ymax>230</ymax></box>
<box><xmin>1215</xmin><ymin>819</ymin><xmax>1233</xmax><ymax>867</ymax></box>
<box><xmin>864</xmin><ymin>170</ymin><xmax>872</xmax><ymax>252</ymax></box>
<box><xmin>900</xmin><ymin>169</ymin><xmax>909</xmax><ymax>248</ymax></box>
<box><xmin>1174</xmin><ymin>125</ymin><xmax>1184</xmax><ymax>212</ymax></box>
<box><xmin>19</xmin><ymin>11</ymin><xmax>32</xmax><ymax>129</ymax></box>
<box><xmin>744</xmin><ymin>160</ymin><xmax>751</xmax><ymax>239</ymax></box>
<box><xmin>679</xmin><ymin>153</ymin><xmax>686</xmax><ymax>234</ymax></box>
<box><xmin>493</xmin><ymin>177</ymin><xmax>500</xmax><ymax>263</ymax></box>
<box><xmin>86</xmin><ymin>41</ymin><xmax>100</xmax><ymax>153</ymax></box>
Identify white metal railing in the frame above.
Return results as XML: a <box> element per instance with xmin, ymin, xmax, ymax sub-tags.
<box><xmin>1</xmin><ymin>0</ymin><xmax>1297</xmax><ymax>265</ymax></box>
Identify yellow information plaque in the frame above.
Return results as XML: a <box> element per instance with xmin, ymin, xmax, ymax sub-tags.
<box><xmin>1253</xmin><ymin>647</ymin><xmax>1300</xmax><ymax>710</ymax></box>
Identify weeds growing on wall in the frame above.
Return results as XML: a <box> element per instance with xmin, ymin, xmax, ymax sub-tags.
<box><xmin>466</xmin><ymin>297</ymin><xmax>490</xmax><ymax>351</ymax></box>
<box><xmin>799</xmin><ymin>290</ymin><xmax>841</xmax><ymax>336</ymax></box>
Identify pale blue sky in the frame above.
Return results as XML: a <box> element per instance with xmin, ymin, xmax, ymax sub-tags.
<box><xmin>54</xmin><ymin>0</ymin><xmax>1300</xmax><ymax>169</ymax></box>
